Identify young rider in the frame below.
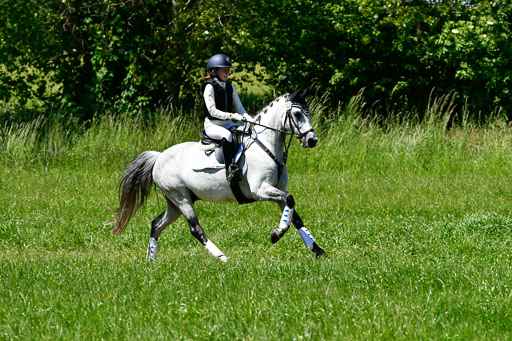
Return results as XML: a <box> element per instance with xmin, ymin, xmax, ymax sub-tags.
<box><xmin>202</xmin><ymin>54</ymin><xmax>255</xmax><ymax>183</ymax></box>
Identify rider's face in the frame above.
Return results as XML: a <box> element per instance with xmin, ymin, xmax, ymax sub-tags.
<box><xmin>215</xmin><ymin>68</ymin><xmax>230</xmax><ymax>81</ymax></box>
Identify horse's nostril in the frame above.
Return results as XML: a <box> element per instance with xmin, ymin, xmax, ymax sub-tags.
<box><xmin>308</xmin><ymin>138</ymin><xmax>318</xmax><ymax>147</ymax></box>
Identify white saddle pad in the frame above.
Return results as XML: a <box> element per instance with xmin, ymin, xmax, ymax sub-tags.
<box><xmin>192</xmin><ymin>151</ymin><xmax>224</xmax><ymax>171</ymax></box>
<box><xmin>192</xmin><ymin>145</ymin><xmax>243</xmax><ymax>171</ymax></box>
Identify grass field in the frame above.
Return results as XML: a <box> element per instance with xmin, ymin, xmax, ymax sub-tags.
<box><xmin>1</xmin><ymin>95</ymin><xmax>512</xmax><ymax>339</ymax></box>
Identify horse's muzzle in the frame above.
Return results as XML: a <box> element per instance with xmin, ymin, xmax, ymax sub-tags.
<box><xmin>301</xmin><ymin>131</ymin><xmax>318</xmax><ymax>148</ymax></box>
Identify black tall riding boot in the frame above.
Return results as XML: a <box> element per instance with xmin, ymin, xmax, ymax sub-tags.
<box><xmin>221</xmin><ymin>138</ymin><xmax>242</xmax><ymax>183</ymax></box>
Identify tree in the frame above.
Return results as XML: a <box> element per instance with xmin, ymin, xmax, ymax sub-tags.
<box><xmin>0</xmin><ymin>0</ymin><xmax>243</xmax><ymax>119</ymax></box>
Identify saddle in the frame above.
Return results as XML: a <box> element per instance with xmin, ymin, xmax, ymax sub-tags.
<box><xmin>199</xmin><ymin>126</ymin><xmax>243</xmax><ymax>165</ymax></box>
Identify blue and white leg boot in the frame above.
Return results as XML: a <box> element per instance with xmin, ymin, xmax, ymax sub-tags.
<box><xmin>298</xmin><ymin>227</ymin><xmax>315</xmax><ymax>251</ymax></box>
<box><xmin>279</xmin><ymin>206</ymin><xmax>294</xmax><ymax>233</ymax></box>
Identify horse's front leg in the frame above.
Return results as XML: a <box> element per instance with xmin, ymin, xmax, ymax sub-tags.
<box><xmin>271</xmin><ymin>196</ymin><xmax>327</xmax><ymax>258</ymax></box>
<box><xmin>270</xmin><ymin>195</ymin><xmax>296</xmax><ymax>244</ymax></box>
<box><xmin>255</xmin><ymin>184</ymin><xmax>326</xmax><ymax>258</ymax></box>
<box><xmin>292</xmin><ymin>210</ymin><xmax>326</xmax><ymax>258</ymax></box>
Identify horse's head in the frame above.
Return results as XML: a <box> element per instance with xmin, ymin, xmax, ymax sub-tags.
<box><xmin>285</xmin><ymin>88</ymin><xmax>319</xmax><ymax>148</ymax></box>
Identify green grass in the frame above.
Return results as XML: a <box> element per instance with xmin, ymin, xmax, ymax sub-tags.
<box><xmin>1</xmin><ymin>96</ymin><xmax>512</xmax><ymax>339</ymax></box>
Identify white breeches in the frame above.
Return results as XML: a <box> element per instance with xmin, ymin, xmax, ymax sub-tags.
<box><xmin>204</xmin><ymin>122</ymin><xmax>241</xmax><ymax>142</ymax></box>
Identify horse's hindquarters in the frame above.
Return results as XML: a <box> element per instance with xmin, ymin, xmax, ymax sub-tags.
<box><xmin>152</xmin><ymin>142</ymin><xmax>240</xmax><ymax>204</ymax></box>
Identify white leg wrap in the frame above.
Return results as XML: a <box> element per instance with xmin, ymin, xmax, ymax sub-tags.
<box><xmin>278</xmin><ymin>206</ymin><xmax>294</xmax><ymax>232</ymax></box>
<box><xmin>146</xmin><ymin>237</ymin><xmax>158</xmax><ymax>260</ymax></box>
<box><xmin>205</xmin><ymin>240</ymin><xmax>226</xmax><ymax>259</ymax></box>
<box><xmin>298</xmin><ymin>227</ymin><xmax>315</xmax><ymax>250</ymax></box>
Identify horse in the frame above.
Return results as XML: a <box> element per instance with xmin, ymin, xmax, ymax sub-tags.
<box><xmin>112</xmin><ymin>88</ymin><xmax>326</xmax><ymax>262</ymax></box>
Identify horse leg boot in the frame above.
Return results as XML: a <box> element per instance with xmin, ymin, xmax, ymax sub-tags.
<box><xmin>292</xmin><ymin>211</ymin><xmax>327</xmax><ymax>258</ymax></box>
<box><xmin>271</xmin><ymin>195</ymin><xmax>295</xmax><ymax>243</ymax></box>
<box><xmin>187</xmin><ymin>216</ymin><xmax>228</xmax><ymax>263</ymax></box>
<box><xmin>297</xmin><ymin>224</ymin><xmax>326</xmax><ymax>258</ymax></box>
<box><xmin>290</xmin><ymin>205</ymin><xmax>327</xmax><ymax>258</ymax></box>
<box><xmin>222</xmin><ymin>138</ymin><xmax>242</xmax><ymax>184</ymax></box>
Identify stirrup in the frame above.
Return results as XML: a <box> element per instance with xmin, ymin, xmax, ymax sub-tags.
<box><xmin>227</xmin><ymin>164</ymin><xmax>242</xmax><ymax>183</ymax></box>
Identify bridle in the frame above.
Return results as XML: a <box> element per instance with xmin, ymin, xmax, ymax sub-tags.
<box><xmin>242</xmin><ymin>95</ymin><xmax>315</xmax><ymax>182</ymax></box>
<box><xmin>246</xmin><ymin>95</ymin><xmax>313</xmax><ymax>139</ymax></box>
<box><xmin>282</xmin><ymin>97</ymin><xmax>315</xmax><ymax>141</ymax></box>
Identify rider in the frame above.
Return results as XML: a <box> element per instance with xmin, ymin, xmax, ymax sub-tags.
<box><xmin>202</xmin><ymin>53</ymin><xmax>255</xmax><ymax>183</ymax></box>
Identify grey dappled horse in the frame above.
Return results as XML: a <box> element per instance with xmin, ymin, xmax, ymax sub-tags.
<box><xmin>112</xmin><ymin>88</ymin><xmax>326</xmax><ymax>262</ymax></box>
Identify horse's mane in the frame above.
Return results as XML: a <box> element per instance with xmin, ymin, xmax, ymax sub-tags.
<box><xmin>254</xmin><ymin>94</ymin><xmax>288</xmax><ymax>121</ymax></box>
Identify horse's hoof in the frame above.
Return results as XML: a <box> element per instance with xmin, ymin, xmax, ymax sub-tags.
<box><xmin>219</xmin><ymin>255</ymin><xmax>228</xmax><ymax>263</ymax></box>
<box><xmin>270</xmin><ymin>230</ymin><xmax>282</xmax><ymax>244</ymax></box>
<box><xmin>312</xmin><ymin>242</ymin><xmax>327</xmax><ymax>258</ymax></box>
<box><xmin>315</xmin><ymin>250</ymin><xmax>328</xmax><ymax>258</ymax></box>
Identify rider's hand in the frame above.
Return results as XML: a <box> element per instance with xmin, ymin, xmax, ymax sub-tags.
<box><xmin>231</xmin><ymin>113</ymin><xmax>244</xmax><ymax>121</ymax></box>
<box><xmin>242</xmin><ymin>113</ymin><xmax>256</xmax><ymax>123</ymax></box>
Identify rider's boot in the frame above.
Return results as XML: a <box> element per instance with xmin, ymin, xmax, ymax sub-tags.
<box><xmin>222</xmin><ymin>138</ymin><xmax>242</xmax><ymax>184</ymax></box>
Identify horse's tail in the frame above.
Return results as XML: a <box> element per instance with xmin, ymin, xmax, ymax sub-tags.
<box><xmin>112</xmin><ymin>151</ymin><xmax>161</xmax><ymax>235</ymax></box>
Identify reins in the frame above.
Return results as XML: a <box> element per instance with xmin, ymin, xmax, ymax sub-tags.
<box><xmin>243</xmin><ymin>120</ymin><xmax>288</xmax><ymax>135</ymax></box>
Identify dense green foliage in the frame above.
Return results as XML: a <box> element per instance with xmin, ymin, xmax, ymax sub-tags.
<box><xmin>1</xmin><ymin>95</ymin><xmax>512</xmax><ymax>338</ymax></box>
<box><xmin>1</xmin><ymin>0</ymin><xmax>511</xmax><ymax>120</ymax></box>
<box><xmin>0</xmin><ymin>0</ymin><xmax>239</xmax><ymax>119</ymax></box>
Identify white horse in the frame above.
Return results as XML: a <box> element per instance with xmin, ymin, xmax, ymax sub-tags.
<box><xmin>112</xmin><ymin>88</ymin><xmax>326</xmax><ymax>262</ymax></box>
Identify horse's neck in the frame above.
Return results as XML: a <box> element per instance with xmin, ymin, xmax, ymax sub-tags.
<box><xmin>255</xmin><ymin>104</ymin><xmax>286</xmax><ymax>161</ymax></box>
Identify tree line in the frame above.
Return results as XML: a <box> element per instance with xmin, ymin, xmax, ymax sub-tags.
<box><xmin>1</xmin><ymin>0</ymin><xmax>511</xmax><ymax>121</ymax></box>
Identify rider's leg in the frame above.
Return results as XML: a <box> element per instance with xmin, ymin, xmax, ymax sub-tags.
<box><xmin>221</xmin><ymin>138</ymin><xmax>242</xmax><ymax>183</ymax></box>
<box><xmin>205</xmin><ymin>124</ymin><xmax>232</xmax><ymax>142</ymax></box>
<box><xmin>205</xmin><ymin>125</ymin><xmax>241</xmax><ymax>183</ymax></box>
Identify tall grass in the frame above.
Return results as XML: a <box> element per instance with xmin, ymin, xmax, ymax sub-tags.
<box><xmin>0</xmin><ymin>108</ymin><xmax>201</xmax><ymax>168</ymax></box>
<box><xmin>2</xmin><ymin>91</ymin><xmax>511</xmax><ymax>171</ymax></box>
<box><xmin>305</xmin><ymin>91</ymin><xmax>512</xmax><ymax>177</ymax></box>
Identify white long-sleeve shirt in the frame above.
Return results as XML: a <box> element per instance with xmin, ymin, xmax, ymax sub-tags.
<box><xmin>203</xmin><ymin>78</ymin><xmax>247</xmax><ymax>128</ymax></box>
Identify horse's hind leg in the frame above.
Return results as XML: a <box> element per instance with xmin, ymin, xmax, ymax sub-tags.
<box><xmin>169</xmin><ymin>191</ymin><xmax>228</xmax><ymax>263</ymax></box>
<box><xmin>147</xmin><ymin>200</ymin><xmax>182</xmax><ymax>260</ymax></box>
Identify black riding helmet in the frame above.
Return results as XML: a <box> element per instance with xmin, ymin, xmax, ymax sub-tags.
<box><xmin>206</xmin><ymin>54</ymin><xmax>232</xmax><ymax>77</ymax></box>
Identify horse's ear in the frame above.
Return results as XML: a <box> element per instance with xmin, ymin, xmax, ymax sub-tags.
<box><xmin>290</xmin><ymin>87</ymin><xmax>303</xmax><ymax>101</ymax></box>
<box><xmin>301</xmin><ymin>82</ymin><xmax>318</xmax><ymax>99</ymax></box>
